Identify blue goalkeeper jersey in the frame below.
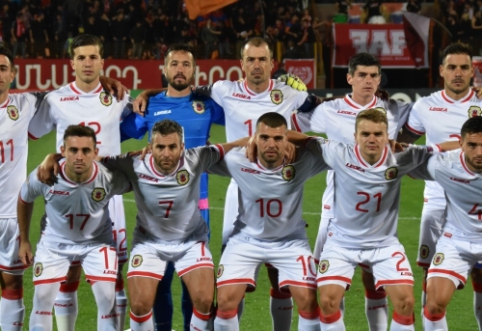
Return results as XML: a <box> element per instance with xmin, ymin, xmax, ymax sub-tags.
<box><xmin>120</xmin><ymin>91</ymin><xmax>225</xmax><ymax>201</ymax></box>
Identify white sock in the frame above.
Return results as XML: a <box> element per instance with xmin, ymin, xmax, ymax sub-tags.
<box><xmin>237</xmin><ymin>297</ymin><xmax>244</xmax><ymax>321</ymax></box>
<box><xmin>130</xmin><ymin>310</ymin><xmax>154</xmax><ymax>331</ymax></box>
<box><xmin>0</xmin><ymin>289</ymin><xmax>25</xmax><ymax>331</ymax></box>
<box><xmin>214</xmin><ymin>309</ymin><xmax>238</xmax><ymax>331</ymax></box>
<box><xmin>115</xmin><ymin>287</ymin><xmax>127</xmax><ymax>331</ymax></box>
<box><xmin>423</xmin><ymin>307</ymin><xmax>447</xmax><ymax>331</ymax></box>
<box><xmin>270</xmin><ymin>288</ymin><xmax>293</xmax><ymax>331</ymax></box>
<box><xmin>191</xmin><ymin>309</ymin><xmax>211</xmax><ymax>331</ymax></box>
<box><xmin>390</xmin><ymin>312</ymin><xmax>414</xmax><ymax>331</ymax></box>
<box><xmin>91</xmin><ymin>281</ymin><xmax>116</xmax><ymax>331</ymax></box>
<box><xmin>30</xmin><ymin>283</ymin><xmax>60</xmax><ymax>331</ymax></box>
<box><xmin>365</xmin><ymin>290</ymin><xmax>388</xmax><ymax>331</ymax></box>
<box><xmin>473</xmin><ymin>282</ymin><xmax>482</xmax><ymax>330</ymax></box>
<box><xmin>54</xmin><ymin>282</ymin><xmax>79</xmax><ymax>331</ymax></box>
<box><xmin>298</xmin><ymin>307</ymin><xmax>320</xmax><ymax>331</ymax></box>
<box><xmin>320</xmin><ymin>310</ymin><xmax>345</xmax><ymax>331</ymax></box>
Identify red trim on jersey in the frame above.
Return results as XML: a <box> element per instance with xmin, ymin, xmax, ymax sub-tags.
<box><xmin>18</xmin><ymin>195</ymin><xmax>29</xmax><ymax>205</ymax></box>
<box><xmin>316</xmin><ymin>276</ymin><xmax>352</xmax><ymax>284</ymax></box>
<box><xmin>344</xmin><ymin>95</ymin><xmax>377</xmax><ymax>109</ymax></box>
<box><xmin>416</xmin><ymin>261</ymin><xmax>430</xmax><ymax>267</ymax></box>
<box><xmin>354</xmin><ymin>145</ymin><xmax>368</xmax><ymax>167</ymax></box>
<box><xmin>279</xmin><ymin>280</ymin><xmax>317</xmax><ymax>289</ymax></box>
<box><xmin>358</xmin><ymin>262</ymin><xmax>370</xmax><ymax>269</ymax></box>
<box><xmin>130</xmin><ymin>311</ymin><xmax>152</xmax><ymax>323</ymax></box>
<box><xmin>243</xmin><ymin>79</ymin><xmax>274</xmax><ymax>96</ymax></box>
<box><xmin>149</xmin><ymin>155</ymin><xmax>165</xmax><ymax>177</ymax></box>
<box><xmin>215</xmin><ymin>144</ymin><xmax>225</xmax><ymax>160</ymax></box>
<box><xmin>84</xmin><ymin>162</ymin><xmax>99</xmax><ymax>184</ymax></box>
<box><xmin>375</xmin><ymin>279</ymin><xmax>414</xmax><ymax>288</ymax></box>
<box><xmin>28</xmin><ymin>132</ymin><xmax>39</xmax><ymax>140</ymax></box>
<box><xmin>441</xmin><ymin>90</ymin><xmax>454</xmax><ymax>104</ymax></box>
<box><xmin>428</xmin><ymin>268</ymin><xmax>466</xmax><ymax>283</ymax></box>
<box><xmin>85</xmin><ymin>275</ymin><xmax>116</xmax><ymax>283</ymax></box>
<box><xmin>374</xmin><ymin>146</ymin><xmax>388</xmax><ymax>168</ymax></box>
<box><xmin>291</xmin><ymin>113</ymin><xmax>302</xmax><ymax>132</ymax></box>
<box><xmin>71</xmin><ymin>260</ymin><xmax>81</xmax><ymax>266</ymax></box>
<box><xmin>404</xmin><ymin>123</ymin><xmax>425</xmax><ymax>136</ymax></box>
<box><xmin>1</xmin><ymin>288</ymin><xmax>23</xmax><ymax>300</ymax></box>
<box><xmin>460</xmin><ymin>152</ymin><xmax>475</xmax><ymax>176</ymax></box>
<box><xmin>354</xmin><ymin>145</ymin><xmax>387</xmax><ymax>168</ymax></box>
<box><xmin>33</xmin><ymin>277</ymin><xmax>67</xmax><ymax>286</ymax></box>
<box><xmin>0</xmin><ymin>263</ymin><xmax>28</xmax><ymax>271</ymax></box>
<box><xmin>70</xmin><ymin>83</ymin><xmax>81</xmax><ymax>95</ymax></box>
<box><xmin>461</xmin><ymin>89</ymin><xmax>475</xmax><ymax>102</ymax></box>
<box><xmin>216</xmin><ymin>278</ymin><xmax>256</xmax><ymax>288</ymax></box>
<box><xmin>0</xmin><ymin>97</ymin><xmax>10</xmax><ymax>108</ymax></box>
<box><xmin>256</xmin><ymin>159</ymin><xmax>285</xmax><ymax>172</ymax></box>
<box><xmin>441</xmin><ymin>90</ymin><xmax>474</xmax><ymax>104</ymax></box>
<box><xmin>59</xmin><ymin>161</ymin><xmax>98</xmax><ymax>185</ymax></box>
<box><xmin>127</xmin><ymin>271</ymin><xmax>163</xmax><ymax>280</ymax></box>
<box><xmin>94</xmin><ymin>85</ymin><xmax>103</xmax><ymax>94</ymax></box>
<box><xmin>177</xmin><ymin>263</ymin><xmax>214</xmax><ymax>277</ymax></box>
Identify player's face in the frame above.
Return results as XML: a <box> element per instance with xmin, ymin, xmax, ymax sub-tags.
<box><xmin>0</xmin><ymin>55</ymin><xmax>15</xmax><ymax>94</ymax></box>
<box><xmin>347</xmin><ymin>65</ymin><xmax>381</xmax><ymax>100</ymax></box>
<box><xmin>149</xmin><ymin>132</ymin><xmax>185</xmax><ymax>174</ymax></box>
<box><xmin>461</xmin><ymin>132</ymin><xmax>482</xmax><ymax>173</ymax></box>
<box><xmin>60</xmin><ymin>136</ymin><xmax>98</xmax><ymax>177</ymax></box>
<box><xmin>355</xmin><ymin>120</ymin><xmax>388</xmax><ymax>163</ymax></box>
<box><xmin>70</xmin><ymin>45</ymin><xmax>104</xmax><ymax>85</ymax></box>
<box><xmin>241</xmin><ymin>44</ymin><xmax>274</xmax><ymax>87</ymax></box>
<box><xmin>164</xmin><ymin>51</ymin><xmax>195</xmax><ymax>91</ymax></box>
<box><xmin>440</xmin><ymin>54</ymin><xmax>473</xmax><ymax>95</ymax></box>
<box><xmin>256</xmin><ymin>123</ymin><xmax>287</xmax><ymax>168</ymax></box>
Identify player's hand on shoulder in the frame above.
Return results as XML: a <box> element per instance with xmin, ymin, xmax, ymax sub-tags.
<box><xmin>18</xmin><ymin>241</ymin><xmax>33</xmax><ymax>266</ymax></box>
<box><xmin>389</xmin><ymin>139</ymin><xmax>406</xmax><ymax>153</ymax></box>
<box><xmin>375</xmin><ymin>89</ymin><xmax>390</xmax><ymax>101</ymax></box>
<box><xmin>245</xmin><ymin>136</ymin><xmax>257</xmax><ymax>162</ymax></box>
<box><xmin>37</xmin><ymin>153</ymin><xmax>61</xmax><ymax>186</ymax></box>
<box><xmin>133</xmin><ymin>92</ymin><xmax>150</xmax><ymax>116</ymax></box>
<box><xmin>284</xmin><ymin>142</ymin><xmax>297</xmax><ymax>163</ymax></box>
<box><xmin>277</xmin><ymin>73</ymin><xmax>307</xmax><ymax>92</ymax></box>
<box><xmin>99</xmin><ymin>76</ymin><xmax>128</xmax><ymax>101</ymax></box>
<box><xmin>128</xmin><ymin>147</ymin><xmax>150</xmax><ymax>160</ymax></box>
<box><xmin>472</xmin><ymin>86</ymin><xmax>482</xmax><ymax>99</ymax></box>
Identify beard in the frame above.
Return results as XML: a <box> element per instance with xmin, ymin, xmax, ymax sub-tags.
<box><xmin>167</xmin><ymin>74</ymin><xmax>192</xmax><ymax>91</ymax></box>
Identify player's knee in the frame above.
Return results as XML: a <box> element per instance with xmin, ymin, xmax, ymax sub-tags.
<box><xmin>319</xmin><ymin>294</ymin><xmax>339</xmax><ymax>315</ymax></box>
<box><xmin>192</xmin><ymin>295</ymin><xmax>213</xmax><ymax>313</ymax></box>
<box><xmin>393</xmin><ymin>294</ymin><xmax>414</xmax><ymax>314</ymax></box>
<box><xmin>425</xmin><ymin>299</ymin><xmax>446</xmax><ymax>315</ymax></box>
<box><xmin>295</xmin><ymin>294</ymin><xmax>318</xmax><ymax>312</ymax></box>
<box><xmin>216</xmin><ymin>291</ymin><xmax>239</xmax><ymax>311</ymax></box>
<box><xmin>129</xmin><ymin>296</ymin><xmax>152</xmax><ymax>316</ymax></box>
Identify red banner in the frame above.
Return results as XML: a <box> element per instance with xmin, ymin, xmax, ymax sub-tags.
<box><xmin>284</xmin><ymin>59</ymin><xmax>316</xmax><ymax>89</ymax></box>
<box><xmin>332</xmin><ymin>23</ymin><xmax>429</xmax><ymax>68</ymax></box>
<box><xmin>12</xmin><ymin>59</ymin><xmax>246</xmax><ymax>91</ymax></box>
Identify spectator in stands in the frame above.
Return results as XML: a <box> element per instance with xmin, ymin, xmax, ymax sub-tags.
<box><xmin>272</xmin><ymin>61</ymin><xmax>288</xmax><ymax>79</ymax></box>
<box><xmin>99</xmin><ymin>13</ymin><xmax>113</xmax><ymax>58</ymax></box>
<box><xmin>458</xmin><ymin>12</ymin><xmax>473</xmax><ymax>44</ymax></box>
<box><xmin>29</xmin><ymin>12</ymin><xmax>49</xmax><ymax>58</ymax></box>
<box><xmin>130</xmin><ymin>20</ymin><xmax>145</xmax><ymax>59</ymax></box>
<box><xmin>336</xmin><ymin>0</ymin><xmax>351</xmax><ymax>16</ymax></box>
<box><xmin>285</xmin><ymin>14</ymin><xmax>301</xmax><ymax>43</ymax></box>
<box><xmin>446</xmin><ymin>14</ymin><xmax>460</xmax><ymax>43</ymax></box>
<box><xmin>83</xmin><ymin>15</ymin><xmax>100</xmax><ymax>37</ymax></box>
<box><xmin>217</xmin><ymin>21</ymin><xmax>234</xmax><ymax>59</ymax></box>
<box><xmin>283</xmin><ymin>39</ymin><xmax>303</xmax><ymax>59</ymax></box>
<box><xmin>11</xmin><ymin>12</ymin><xmax>27</xmax><ymax>58</ymax></box>
<box><xmin>233</xmin><ymin>7</ymin><xmax>253</xmax><ymax>58</ymax></box>
<box><xmin>298</xmin><ymin>17</ymin><xmax>315</xmax><ymax>58</ymax></box>
<box><xmin>1</xmin><ymin>3</ymin><xmax>13</xmax><ymax>48</ymax></box>
<box><xmin>112</xmin><ymin>11</ymin><xmax>128</xmax><ymax>59</ymax></box>
<box><xmin>143</xmin><ymin>13</ymin><xmax>156</xmax><ymax>60</ymax></box>
<box><xmin>364</xmin><ymin>0</ymin><xmax>385</xmax><ymax>23</ymax></box>
<box><xmin>406</xmin><ymin>0</ymin><xmax>422</xmax><ymax>14</ymax></box>
<box><xmin>472</xmin><ymin>9</ymin><xmax>482</xmax><ymax>55</ymax></box>
<box><xmin>62</xmin><ymin>0</ymin><xmax>83</xmax><ymax>36</ymax></box>
<box><xmin>201</xmin><ymin>18</ymin><xmax>220</xmax><ymax>59</ymax></box>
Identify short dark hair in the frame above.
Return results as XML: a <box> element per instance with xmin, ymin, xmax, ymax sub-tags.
<box><xmin>151</xmin><ymin>119</ymin><xmax>183</xmax><ymax>142</ymax></box>
<box><xmin>348</xmin><ymin>53</ymin><xmax>381</xmax><ymax>75</ymax></box>
<box><xmin>0</xmin><ymin>46</ymin><xmax>15</xmax><ymax>69</ymax></box>
<box><xmin>241</xmin><ymin>37</ymin><xmax>273</xmax><ymax>59</ymax></box>
<box><xmin>441</xmin><ymin>43</ymin><xmax>472</xmax><ymax>65</ymax></box>
<box><xmin>355</xmin><ymin>108</ymin><xmax>388</xmax><ymax>132</ymax></box>
<box><xmin>63</xmin><ymin>125</ymin><xmax>97</xmax><ymax>146</ymax></box>
<box><xmin>70</xmin><ymin>34</ymin><xmax>104</xmax><ymax>58</ymax></box>
<box><xmin>256</xmin><ymin>112</ymin><xmax>287</xmax><ymax>130</ymax></box>
<box><xmin>165</xmin><ymin>43</ymin><xmax>196</xmax><ymax>67</ymax></box>
<box><xmin>461</xmin><ymin>116</ymin><xmax>482</xmax><ymax>138</ymax></box>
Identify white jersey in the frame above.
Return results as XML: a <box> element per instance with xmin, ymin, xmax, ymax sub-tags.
<box><xmin>19</xmin><ymin>161</ymin><xmax>130</xmax><ymax>244</ymax></box>
<box><xmin>28</xmin><ymin>82</ymin><xmax>132</xmax><ymax>155</ymax></box>
<box><xmin>292</xmin><ymin>94</ymin><xmax>412</xmax><ymax>218</ymax></box>
<box><xmin>405</xmin><ymin>89</ymin><xmax>482</xmax><ymax>208</ymax></box>
<box><xmin>0</xmin><ymin>93</ymin><xmax>40</xmax><ymax>218</ymax></box>
<box><xmin>208</xmin><ymin>79</ymin><xmax>309</xmax><ymax>141</ymax></box>
<box><xmin>103</xmin><ymin>145</ymin><xmax>225</xmax><ymax>243</ymax></box>
<box><xmin>210</xmin><ymin>140</ymin><xmax>329</xmax><ymax>241</ymax></box>
<box><xmin>316</xmin><ymin>138</ymin><xmax>433</xmax><ymax>248</ymax></box>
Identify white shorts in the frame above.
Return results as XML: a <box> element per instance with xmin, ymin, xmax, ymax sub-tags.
<box><xmin>0</xmin><ymin>218</ymin><xmax>27</xmax><ymax>275</ymax></box>
<box><xmin>426</xmin><ymin>234</ymin><xmax>482</xmax><ymax>289</ymax></box>
<box><xmin>313</xmin><ymin>216</ymin><xmax>331</xmax><ymax>261</ymax></box>
<box><xmin>222</xmin><ymin>179</ymin><xmax>238</xmax><ymax>246</ymax></box>
<box><xmin>317</xmin><ymin>243</ymin><xmax>414</xmax><ymax>290</ymax></box>
<box><xmin>109</xmin><ymin>195</ymin><xmax>127</xmax><ymax>264</ymax></box>
<box><xmin>216</xmin><ymin>234</ymin><xmax>317</xmax><ymax>290</ymax></box>
<box><xmin>417</xmin><ymin>208</ymin><xmax>445</xmax><ymax>268</ymax></box>
<box><xmin>32</xmin><ymin>240</ymin><xmax>118</xmax><ymax>286</ymax></box>
<box><xmin>126</xmin><ymin>239</ymin><xmax>213</xmax><ymax>280</ymax></box>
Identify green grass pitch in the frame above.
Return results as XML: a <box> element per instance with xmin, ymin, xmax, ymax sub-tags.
<box><xmin>23</xmin><ymin>124</ymin><xmax>477</xmax><ymax>330</ymax></box>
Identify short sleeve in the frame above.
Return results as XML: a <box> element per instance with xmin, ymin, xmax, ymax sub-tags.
<box><xmin>310</xmin><ymin>104</ymin><xmax>327</xmax><ymax>133</ymax></box>
<box><xmin>19</xmin><ymin>169</ymin><xmax>47</xmax><ymax>203</ymax></box>
<box><xmin>27</xmin><ymin>92</ymin><xmax>55</xmax><ymax>140</ymax></box>
<box><xmin>404</xmin><ymin>100</ymin><xmax>426</xmax><ymax>135</ymax></box>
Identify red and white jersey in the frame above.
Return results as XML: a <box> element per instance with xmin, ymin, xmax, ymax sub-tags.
<box><xmin>0</xmin><ymin>93</ymin><xmax>40</xmax><ymax>218</ymax></box>
<box><xmin>209</xmin><ymin>140</ymin><xmax>329</xmax><ymax>241</ymax></box>
<box><xmin>19</xmin><ymin>161</ymin><xmax>130</xmax><ymax>244</ymax></box>
<box><xmin>405</xmin><ymin>89</ymin><xmax>482</xmax><ymax>208</ymax></box>
<box><xmin>209</xmin><ymin>79</ymin><xmax>309</xmax><ymax>141</ymax></box>
<box><xmin>103</xmin><ymin>145</ymin><xmax>225</xmax><ymax>242</ymax></box>
<box><xmin>316</xmin><ymin>138</ymin><xmax>433</xmax><ymax>248</ymax></box>
<box><xmin>28</xmin><ymin>82</ymin><xmax>132</xmax><ymax>156</ymax></box>
<box><xmin>292</xmin><ymin>94</ymin><xmax>412</xmax><ymax>218</ymax></box>
<box><xmin>419</xmin><ymin>150</ymin><xmax>482</xmax><ymax>243</ymax></box>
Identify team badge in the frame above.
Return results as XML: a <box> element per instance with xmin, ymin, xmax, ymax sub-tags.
<box><xmin>34</xmin><ymin>262</ymin><xmax>43</xmax><ymax>277</ymax></box>
<box><xmin>281</xmin><ymin>165</ymin><xmax>295</xmax><ymax>181</ymax></box>
<box><xmin>7</xmin><ymin>105</ymin><xmax>19</xmax><ymax>121</ymax></box>
<box><xmin>384</xmin><ymin>167</ymin><xmax>398</xmax><ymax>180</ymax></box>
<box><xmin>216</xmin><ymin>264</ymin><xmax>224</xmax><ymax>278</ymax></box>
<box><xmin>91</xmin><ymin>187</ymin><xmax>106</xmax><ymax>202</ymax></box>
<box><xmin>176</xmin><ymin>170</ymin><xmax>190</xmax><ymax>185</ymax></box>
<box><xmin>192</xmin><ymin>100</ymin><xmax>205</xmax><ymax>114</ymax></box>
<box><xmin>419</xmin><ymin>245</ymin><xmax>430</xmax><ymax>259</ymax></box>
<box><xmin>373</xmin><ymin>107</ymin><xmax>387</xmax><ymax>115</ymax></box>
<box><xmin>433</xmin><ymin>253</ymin><xmax>444</xmax><ymax>265</ymax></box>
<box><xmin>131</xmin><ymin>255</ymin><xmax>143</xmax><ymax>268</ymax></box>
<box><xmin>319</xmin><ymin>260</ymin><xmax>330</xmax><ymax>274</ymax></box>
<box><xmin>468</xmin><ymin>106</ymin><xmax>482</xmax><ymax>118</ymax></box>
<box><xmin>99</xmin><ymin>92</ymin><xmax>113</xmax><ymax>106</ymax></box>
<box><xmin>270</xmin><ymin>89</ymin><xmax>283</xmax><ymax>105</ymax></box>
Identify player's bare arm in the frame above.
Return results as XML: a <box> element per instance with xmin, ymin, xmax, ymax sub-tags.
<box><xmin>397</xmin><ymin>126</ymin><xmax>422</xmax><ymax>144</ymax></box>
<box><xmin>17</xmin><ymin>198</ymin><xmax>34</xmax><ymax>266</ymax></box>
<box><xmin>99</xmin><ymin>75</ymin><xmax>128</xmax><ymax>101</ymax></box>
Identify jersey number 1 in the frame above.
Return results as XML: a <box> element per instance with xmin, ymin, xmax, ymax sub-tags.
<box><xmin>0</xmin><ymin>139</ymin><xmax>14</xmax><ymax>163</ymax></box>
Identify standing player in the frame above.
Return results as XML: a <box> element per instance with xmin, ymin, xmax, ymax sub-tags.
<box><xmin>398</xmin><ymin>42</ymin><xmax>482</xmax><ymax>326</ymax></box>
<box><xmin>292</xmin><ymin>53</ymin><xmax>412</xmax><ymax>330</ymax></box>
<box><xmin>120</xmin><ymin>43</ymin><xmax>224</xmax><ymax>331</ymax></box>
<box><xmin>211</xmin><ymin>112</ymin><xmax>328</xmax><ymax>331</ymax></box>
<box><xmin>27</xmin><ymin>34</ymin><xmax>132</xmax><ymax>331</ymax></box>
<box><xmin>17</xmin><ymin>125</ymin><xmax>131</xmax><ymax>331</ymax></box>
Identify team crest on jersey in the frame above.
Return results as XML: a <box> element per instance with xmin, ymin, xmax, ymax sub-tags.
<box><xmin>433</xmin><ymin>253</ymin><xmax>444</xmax><ymax>265</ymax></box>
<box><xmin>6</xmin><ymin>105</ymin><xmax>19</xmax><ymax>121</ymax></box>
<box><xmin>270</xmin><ymin>89</ymin><xmax>283</xmax><ymax>105</ymax></box>
<box><xmin>131</xmin><ymin>255</ymin><xmax>143</xmax><ymax>268</ymax></box>
<box><xmin>419</xmin><ymin>245</ymin><xmax>430</xmax><ymax>259</ymax></box>
<box><xmin>34</xmin><ymin>262</ymin><xmax>43</xmax><ymax>277</ymax></box>
<box><xmin>319</xmin><ymin>260</ymin><xmax>330</xmax><ymax>274</ymax></box>
<box><xmin>192</xmin><ymin>100</ymin><xmax>205</xmax><ymax>114</ymax></box>
<box><xmin>281</xmin><ymin>165</ymin><xmax>295</xmax><ymax>181</ymax></box>
<box><xmin>384</xmin><ymin>167</ymin><xmax>398</xmax><ymax>180</ymax></box>
<box><xmin>176</xmin><ymin>170</ymin><xmax>190</xmax><ymax>185</ymax></box>
<box><xmin>373</xmin><ymin>107</ymin><xmax>387</xmax><ymax>115</ymax></box>
<box><xmin>216</xmin><ymin>264</ymin><xmax>224</xmax><ymax>278</ymax></box>
<box><xmin>91</xmin><ymin>187</ymin><xmax>106</xmax><ymax>202</ymax></box>
<box><xmin>99</xmin><ymin>92</ymin><xmax>113</xmax><ymax>106</ymax></box>
<box><xmin>468</xmin><ymin>106</ymin><xmax>482</xmax><ymax>118</ymax></box>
